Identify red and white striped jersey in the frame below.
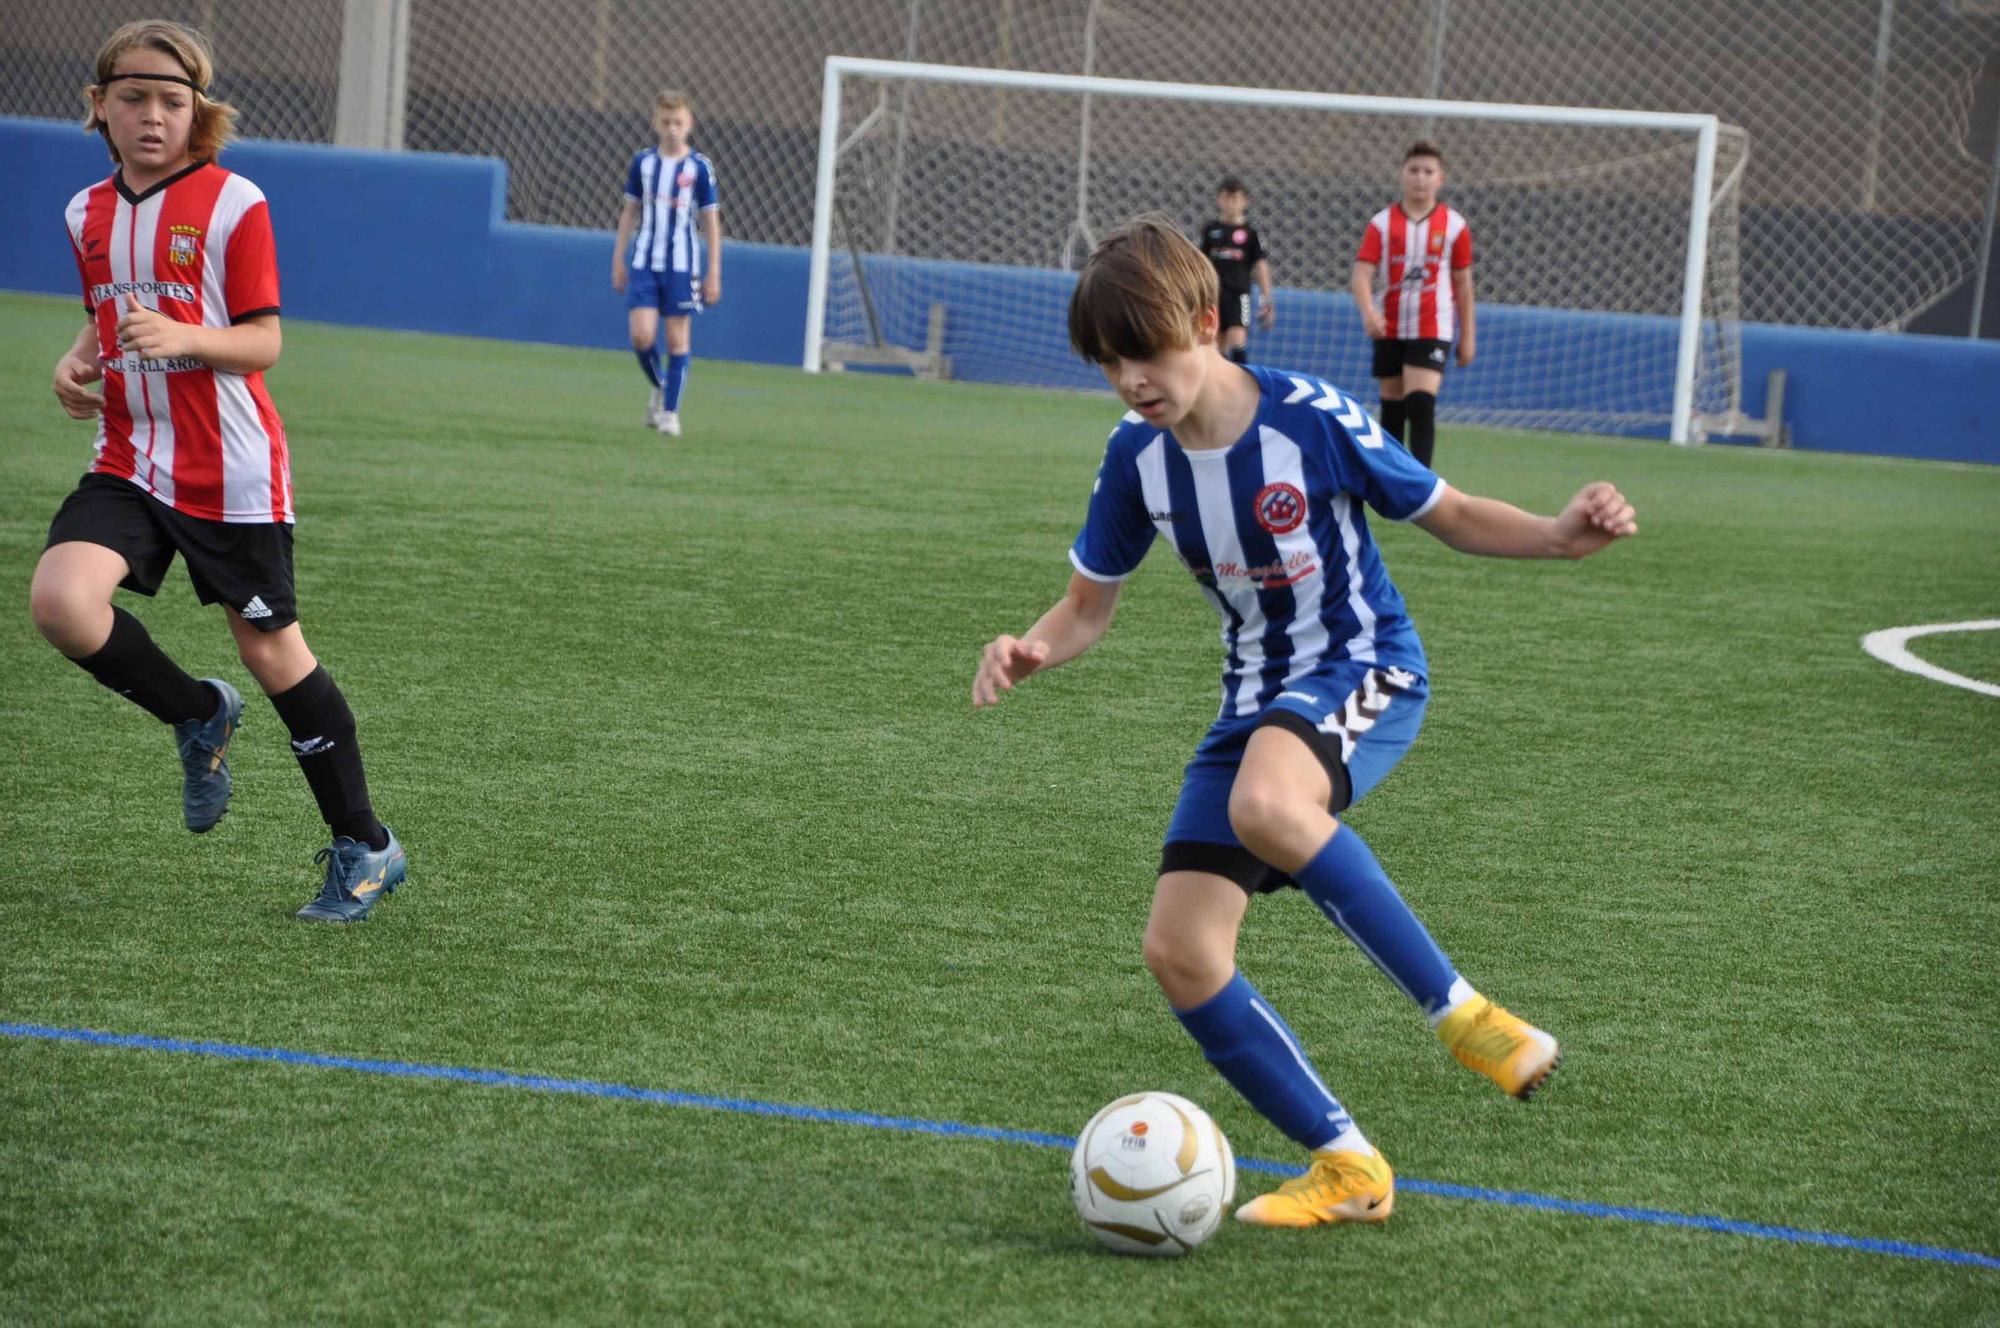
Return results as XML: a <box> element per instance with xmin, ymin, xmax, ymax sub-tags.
<box><xmin>66</xmin><ymin>162</ymin><xmax>292</xmax><ymax>524</ymax></box>
<box><xmin>1355</xmin><ymin>204</ymin><xmax>1474</xmax><ymax>342</ymax></box>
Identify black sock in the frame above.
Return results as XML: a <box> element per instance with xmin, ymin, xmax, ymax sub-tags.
<box><xmin>269</xmin><ymin>665</ymin><xmax>386</xmax><ymax>848</ymax></box>
<box><xmin>1379</xmin><ymin>397</ymin><xmax>1407</xmax><ymax>442</ymax></box>
<box><xmin>1405</xmin><ymin>391</ymin><xmax>1437</xmax><ymax>468</ymax></box>
<box><xmin>70</xmin><ymin>606</ymin><xmax>214</xmax><ymax>724</ymax></box>
<box><xmin>635</xmin><ymin>348</ymin><xmax>661</xmax><ymax>389</ymax></box>
<box><xmin>1227</xmin><ymin>346</ymin><xmax>1248</xmax><ymax>365</ymax></box>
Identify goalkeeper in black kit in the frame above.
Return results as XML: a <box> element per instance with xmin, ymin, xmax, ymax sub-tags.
<box><xmin>1197</xmin><ymin>177</ymin><xmax>1274</xmax><ymax>364</ymax></box>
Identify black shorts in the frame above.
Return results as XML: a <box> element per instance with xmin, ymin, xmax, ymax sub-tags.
<box><xmin>1372</xmin><ymin>338</ymin><xmax>1451</xmax><ymax>379</ymax></box>
<box><xmin>46</xmin><ymin>474</ymin><xmax>298</xmax><ymax>631</ymax></box>
<box><xmin>1218</xmin><ymin>289</ymin><xmax>1253</xmax><ymax>333</ymax></box>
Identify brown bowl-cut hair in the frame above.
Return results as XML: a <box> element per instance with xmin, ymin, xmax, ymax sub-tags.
<box><xmin>82</xmin><ymin>20</ymin><xmax>238</xmax><ymax>165</ymax></box>
<box><xmin>1405</xmin><ymin>140</ymin><xmax>1445</xmax><ymax>167</ymax></box>
<box><xmin>1068</xmin><ymin>216</ymin><xmax>1218</xmax><ymax>363</ymax></box>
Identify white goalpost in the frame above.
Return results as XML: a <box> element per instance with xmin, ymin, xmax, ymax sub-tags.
<box><xmin>805</xmin><ymin>56</ymin><xmax>1745</xmax><ymax>444</ymax></box>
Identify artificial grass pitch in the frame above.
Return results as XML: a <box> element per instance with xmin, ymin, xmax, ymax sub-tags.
<box><xmin>1</xmin><ymin>292</ymin><xmax>1995</xmax><ymax>1325</ymax></box>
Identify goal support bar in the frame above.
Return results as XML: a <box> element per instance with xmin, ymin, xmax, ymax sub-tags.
<box><xmin>805</xmin><ymin>56</ymin><xmax>1724</xmax><ymax>443</ymax></box>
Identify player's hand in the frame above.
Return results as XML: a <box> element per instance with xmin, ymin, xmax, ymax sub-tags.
<box><xmin>115</xmin><ymin>292</ymin><xmax>194</xmax><ymax>361</ymax></box>
<box><xmin>1257</xmin><ymin>299</ymin><xmax>1275</xmax><ymax>330</ymax></box>
<box><xmin>1456</xmin><ymin>336</ymin><xmax>1475</xmax><ymax>367</ymax></box>
<box><xmin>702</xmin><ymin>273</ymin><xmax>721</xmax><ymax>306</ymax></box>
<box><xmin>1362</xmin><ymin>310</ymin><xmax>1386</xmax><ymax>341</ymax></box>
<box><xmin>1552</xmin><ymin>481</ymin><xmax>1637</xmax><ymax>558</ymax></box>
<box><xmin>973</xmin><ymin>635</ymin><xmax>1050</xmax><ymax>708</ymax></box>
<box><xmin>52</xmin><ymin>350</ymin><xmax>104</xmax><ymax>419</ymax></box>
<box><xmin>611</xmin><ymin>258</ymin><xmax>627</xmax><ymax>293</ymax></box>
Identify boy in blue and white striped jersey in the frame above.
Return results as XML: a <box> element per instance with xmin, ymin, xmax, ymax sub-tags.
<box><xmin>612</xmin><ymin>90</ymin><xmax>720</xmax><ymax>438</ymax></box>
<box><xmin>972</xmin><ymin>217</ymin><xmax>1637</xmax><ymax>1231</ymax></box>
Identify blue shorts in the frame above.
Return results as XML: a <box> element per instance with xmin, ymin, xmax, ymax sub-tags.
<box><xmin>627</xmin><ymin>268</ymin><xmax>701</xmax><ymax>316</ymax></box>
<box><xmin>1161</xmin><ymin>660</ymin><xmax>1428</xmax><ymax>893</ymax></box>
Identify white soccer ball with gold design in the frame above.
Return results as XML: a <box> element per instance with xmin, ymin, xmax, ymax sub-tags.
<box><xmin>1069</xmin><ymin>1091</ymin><xmax>1236</xmax><ymax>1256</ymax></box>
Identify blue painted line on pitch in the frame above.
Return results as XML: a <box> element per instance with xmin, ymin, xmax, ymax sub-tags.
<box><xmin>6</xmin><ymin>1021</ymin><xmax>1996</xmax><ymax>1272</ymax></box>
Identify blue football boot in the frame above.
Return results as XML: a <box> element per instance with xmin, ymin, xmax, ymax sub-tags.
<box><xmin>174</xmin><ymin>679</ymin><xmax>244</xmax><ymax>833</ymax></box>
<box><xmin>295</xmin><ymin>828</ymin><xmax>408</xmax><ymax>923</ymax></box>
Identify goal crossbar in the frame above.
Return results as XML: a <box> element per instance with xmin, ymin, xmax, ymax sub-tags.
<box><xmin>806</xmin><ymin>56</ymin><xmax>1723</xmax><ymax>443</ymax></box>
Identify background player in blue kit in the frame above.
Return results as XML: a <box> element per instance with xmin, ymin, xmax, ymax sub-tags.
<box><xmin>972</xmin><ymin>218</ymin><xmax>1637</xmax><ymax>1230</ymax></box>
<box><xmin>612</xmin><ymin>89</ymin><xmax>720</xmax><ymax>438</ymax></box>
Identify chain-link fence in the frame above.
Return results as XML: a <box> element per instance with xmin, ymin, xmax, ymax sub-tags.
<box><xmin>5</xmin><ymin>0</ymin><xmax>1995</xmax><ymax>331</ymax></box>
<box><xmin>819</xmin><ymin>69</ymin><xmax>1748</xmax><ymax>436</ymax></box>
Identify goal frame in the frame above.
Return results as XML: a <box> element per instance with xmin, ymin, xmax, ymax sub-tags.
<box><xmin>804</xmin><ymin>55</ymin><xmax>1723</xmax><ymax>444</ymax></box>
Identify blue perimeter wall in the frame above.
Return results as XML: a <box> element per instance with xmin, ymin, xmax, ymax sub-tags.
<box><xmin>6</xmin><ymin>117</ymin><xmax>1994</xmax><ymax>465</ymax></box>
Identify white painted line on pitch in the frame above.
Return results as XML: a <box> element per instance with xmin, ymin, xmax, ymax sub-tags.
<box><xmin>1860</xmin><ymin>620</ymin><xmax>2000</xmax><ymax>698</ymax></box>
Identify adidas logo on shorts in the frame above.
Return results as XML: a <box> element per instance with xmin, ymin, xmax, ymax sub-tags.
<box><xmin>239</xmin><ymin>596</ymin><xmax>273</xmax><ymax>620</ymax></box>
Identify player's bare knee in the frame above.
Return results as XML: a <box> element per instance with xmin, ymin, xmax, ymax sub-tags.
<box><xmin>235</xmin><ymin>630</ymin><xmax>284</xmax><ymax>676</ymax></box>
<box><xmin>28</xmin><ymin>580</ymin><xmax>95</xmax><ymax>651</ymax></box>
<box><xmin>1142</xmin><ymin>924</ymin><xmax>1226</xmax><ymax>1007</ymax></box>
<box><xmin>1140</xmin><ymin>919</ymin><xmax>1187</xmax><ymax>984</ymax></box>
<box><xmin>1226</xmin><ymin>776</ymin><xmax>1293</xmax><ymax>854</ymax></box>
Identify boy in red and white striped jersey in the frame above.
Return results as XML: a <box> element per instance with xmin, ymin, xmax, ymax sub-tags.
<box><xmin>34</xmin><ymin>20</ymin><xmax>406</xmax><ymax>923</ymax></box>
<box><xmin>1350</xmin><ymin>142</ymin><xmax>1476</xmax><ymax>469</ymax></box>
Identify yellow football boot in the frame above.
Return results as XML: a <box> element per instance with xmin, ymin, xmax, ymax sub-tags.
<box><xmin>1438</xmin><ymin>994</ymin><xmax>1561</xmax><ymax>1100</ymax></box>
<box><xmin>1234</xmin><ymin>1148</ymin><xmax>1394</xmax><ymax>1228</ymax></box>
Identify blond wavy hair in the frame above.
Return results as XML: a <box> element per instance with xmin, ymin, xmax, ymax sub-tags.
<box><xmin>82</xmin><ymin>20</ymin><xmax>238</xmax><ymax>165</ymax></box>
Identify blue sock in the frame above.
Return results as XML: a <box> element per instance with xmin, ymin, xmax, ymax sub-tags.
<box><xmin>1294</xmin><ymin>826</ymin><xmax>1460</xmax><ymax>1014</ymax></box>
<box><xmin>634</xmin><ymin>348</ymin><xmax>661</xmax><ymax>389</ymax></box>
<box><xmin>665</xmin><ymin>353</ymin><xmax>690</xmax><ymax>411</ymax></box>
<box><xmin>1173</xmin><ymin>972</ymin><xmax>1354</xmax><ymax>1151</ymax></box>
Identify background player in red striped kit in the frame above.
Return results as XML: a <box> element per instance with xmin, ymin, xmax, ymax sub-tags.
<box><xmin>35</xmin><ymin>20</ymin><xmax>406</xmax><ymax>922</ymax></box>
<box><xmin>1350</xmin><ymin>142</ymin><xmax>1476</xmax><ymax>469</ymax></box>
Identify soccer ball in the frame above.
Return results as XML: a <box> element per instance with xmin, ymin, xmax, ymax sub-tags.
<box><xmin>1069</xmin><ymin>1091</ymin><xmax>1236</xmax><ymax>1256</ymax></box>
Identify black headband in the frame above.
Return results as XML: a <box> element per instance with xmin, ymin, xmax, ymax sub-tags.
<box><xmin>102</xmin><ymin>71</ymin><xmax>202</xmax><ymax>93</ymax></box>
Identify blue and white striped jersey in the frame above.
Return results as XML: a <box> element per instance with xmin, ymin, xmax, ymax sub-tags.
<box><xmin>1070</xmin><ymin>365</ymin><xmax>1443</xmax><ymax>718</ymax></box>
<box><xmin>623</xmin><ymin>148</ymin><xmax>719</xmax><ymax>274</ymax></box>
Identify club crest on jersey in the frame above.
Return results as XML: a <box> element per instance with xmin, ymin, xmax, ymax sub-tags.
<box><xmin>678</xmin><ymin>166</ymin><xmax>697</xmax><ymax>189</ymax></box>
<box><xmin>1232</xmin><ymin>227</ymin><xmax>1248</xmax><ymax>245</ymax></box>
<box><xmin>1254</xmin><ymin>482</ymin><xmax>1307</xmax><ymax>535</ymax></box>
<box><xmin>167</xmin><ymin>224</ymin><xmax>201</xmax><ymax>267</ymax></box>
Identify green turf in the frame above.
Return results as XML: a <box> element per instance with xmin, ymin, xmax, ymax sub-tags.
<box><xmin>2</xmin><ymin>290</ymin><xmax>1996</xmax><ymax>1325</ymax></box>
<box><xmin>1898</xmin><ymin>626</ymin><xmax>2000</xmax><ymax>691</ymax></box>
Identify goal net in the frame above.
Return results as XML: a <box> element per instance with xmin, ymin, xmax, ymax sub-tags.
<box><xmin>806</xmin><ymin>58</ymin><xmax>1747</xmax><ymax>443</ymax></box>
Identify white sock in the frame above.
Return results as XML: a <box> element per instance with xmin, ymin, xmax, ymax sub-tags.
<box><xmin>1314</xmin><ymin>1126</ymin><xmax>1375</xmax><ymax>1158</ymax></box>
<box><xmin>1427</xmin><ymin>977</ymin><xmax>1479</xmax><ymax>1029</ymax></box>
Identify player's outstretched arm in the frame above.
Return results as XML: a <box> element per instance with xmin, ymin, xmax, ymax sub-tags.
<box><xmin>52</xmin><ymin>321</ymin><xmax>103</xmax><ymax>419</ymax></box>
<box><xmin>1414</xmin><ymin>481</ymin><xmax>1636</xmax><ymax>560</ymax></box>
<box><xmin>972</xmin><ymin>571</ymin><xmax>1122</xmax><ymax>708</ymax></box>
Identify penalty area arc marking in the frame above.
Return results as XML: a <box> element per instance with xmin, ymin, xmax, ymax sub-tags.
<box><xmin>1860</xmin><ymin>620</ymin><xmax>2000</xmax><ymax>698</ymax></box>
